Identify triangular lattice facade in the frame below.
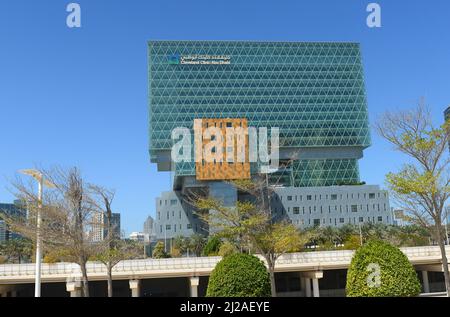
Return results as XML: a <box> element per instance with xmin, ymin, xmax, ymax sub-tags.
<box><xmin>148</xmin><ymin>41</ymin><xmax>371</xmax><ymax>187</ymax></box>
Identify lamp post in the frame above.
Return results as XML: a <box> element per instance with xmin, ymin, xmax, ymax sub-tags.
<box><xmin>445</xmin><ymin>207</ymin><xmax>450</xmax><ymax>246</ymax></box>
<box><xmin>358</xmin><ymin>222</ymin><xmax>363</xmax><ymax>246</ymax></box>
<box><xmin>19</xmin><ymin>169</ymin><xmax>55</xmax><ymax>297</ymax></box>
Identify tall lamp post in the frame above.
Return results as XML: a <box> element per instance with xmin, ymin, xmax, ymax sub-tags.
<box><xmin>19</xmin><ymin>169</ymin><xmax>55</xmax><ymax>297</ymax></box>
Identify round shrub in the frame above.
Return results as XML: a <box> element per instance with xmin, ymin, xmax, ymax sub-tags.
<box><xmin>346</xmin><ymin>240</ymin><xmax>421</xmax><ymax>297</ymax></box>
<box><xmin>206</xmin><ymin>253</ymin><xmax>271</xmax><ymax>297</ymax></box>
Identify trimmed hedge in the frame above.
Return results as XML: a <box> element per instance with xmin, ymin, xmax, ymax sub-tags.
<box><xmin>346</xmin><ymin>240</ymin><xmax>421</xmax><ymax>297</ymax></box>
<box><xmin>206</xmin><ymin>253</ymin><xmax>271</xmax><ymax>297</ymax></box>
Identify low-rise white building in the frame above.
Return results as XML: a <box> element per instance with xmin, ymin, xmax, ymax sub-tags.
<box><xmin>154</xmin><ymin>185</ymin><xmax>392</xmax><ymax>240</ymax></box>
<box><xmin>129</xmin><ymin>232</ymin><xmax>146</xmax><ymax>242</ymax></box>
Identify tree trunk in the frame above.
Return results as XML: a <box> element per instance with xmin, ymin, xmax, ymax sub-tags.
<box><xmin>107</xmin><ymin>261</ymin><xmax>113</xmax><ymax>297</ymax></box>
<box><xmin>436</xmin><ymin>228</ymin><xmax>450</xmax><ymax>296</ymax></box>
<box><xmin>79</xmin><ymin>260</ymin><xmax>90</xmax><ymax>297</ymax></box>
<box><xmin>267</xmin><ymin>259</ymin><xmax>277</xmax><ymax>297</ymax></box>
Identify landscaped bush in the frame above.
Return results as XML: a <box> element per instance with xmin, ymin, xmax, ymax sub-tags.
<box><xmin>206</xmin><ymin>253</ymin><xmax>271</xmax><ymax>297</ymax></box>
<box><xmin>346</xmin><ymin>240</ymin><xmax>421</xmax><ymax>297</ymax></box>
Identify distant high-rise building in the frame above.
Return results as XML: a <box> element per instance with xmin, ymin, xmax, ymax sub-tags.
<box><xmin>0</xmin><ymin>201</ymin><xmax>26</xmax><ymax>242</ymax></box>
<box><xmin>143</xmin><ymin>216</ymin><xmax>155</xmax><ymax>241</ymax></box>
<box><xmin>90</xmin><ymin>212</ymin><xmax>121</xmax><ymax>242</ymax></box>
<box><xmin>444</xmin><ymin>106</ymin><xmax>450</xmax><ymax>122</ymax></box>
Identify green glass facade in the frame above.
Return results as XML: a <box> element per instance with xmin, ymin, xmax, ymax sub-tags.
<box><xmin>149</xmin><ymin>40</ymin><xmax>370</xmax><ymax>187</ymax></box>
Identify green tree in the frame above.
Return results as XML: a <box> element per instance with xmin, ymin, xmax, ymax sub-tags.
<box><xmin>202</xmin><ymin>236</ymin><xmax>222</xmax><ymax>256</ymax></box>
<box><xmin>0</xmin><ymin>238</ymin><xmax>33</xmax><ymax>263</ymax></box>
<box><xmin>376</xmin><ymin>102</ymin><xmax>450</xmax><ymax>295</ymax></box>
<box><xmin>173</xmin><ymin>236</ymin><xmax>189</xmax><ymax>256</ymax></box>
<box><xmin>152</xmin><ymin>241</ymin><xmax>169</xmax><ymax>259</ymax></box>
<box><xmin>188</xmin><ymin>234</ymin><xmax>206</xmax><ymax>257</ymax></box>
<box><xmin>218</xmin><ymin>241</ymin><xmax>237</xmax><ymax>257</ymax></box>
<box><xmin>346</xmin><ymin>240</ymin><xmax>421</xmax><ymax>297</ymax></box>
<box><xmin>206</xmin><ymin>253</ymin><xmax>271</xmax><ymax>297</ymax></box>
<box><xmin>195</xmin><ymin>176</ymin><xmax>308</xmax><ymax>297</ymax></box>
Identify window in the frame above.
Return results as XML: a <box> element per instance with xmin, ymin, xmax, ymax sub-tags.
<box><xmin>369</xmin><ymin>193</ymin><xmax>375</xmax><ymax>199</ymax></box>
<box><xmin>187</xmin><ymin>224</ymin><xmax>192</xmax><ymax>229</ymax></box>
<box><xmin>359</xmin><ymin>217</ymin><xmax>364</xmax><ymax>223</ymax></box>
<box><xmin>339</xmin><ymin>218</ymin><xmax>345</xmax><ymax>223</ymax></box>
<box><xmin>166</xmin><ymin>225</ymin><xmax>171</xmax><ymax>230</ymax></box>
<box><xmin>307</xmin><ymin>195</ymin><xmax>312</xmax><ymax>201</ymax></box>
<box><xmin>377</xmin><ymin>216</ymin><xmax>383</xmax><ymax>222</ymax></box>
<box><xmin>170</xmin><ymin>199</ymin><xmax>177</xmax><ymax>206</ymax></box>
<box><xmin>331</xmin><ymin>194</ymin><xmax>337</xmax><ymax>201</ymax></box>
<box><xmin>287</xmin><ymin>196</ymin><xmax>293</xmax><ymax>201</ymax></box>
<box><xmin>313</xmin><ymin>219</ymin><xmax>320</xmax><ymax>227</ymax></box>
<box><xmin>351</xmin><ymin>205</ymin><xmax>358</xmax><ymax>213</ymax></box>
<box><xmin>226</xmin><ymin>122</ymin><xmax>232</xmax><ymax>127</ymax></box>
<box><xmin>293</xmin><ymin>207</ymin><xmax>300</xmax><ymax>214</ymax></box>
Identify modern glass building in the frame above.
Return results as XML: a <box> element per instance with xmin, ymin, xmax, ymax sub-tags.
<box><xmin>149</xmin><ymin>41</ymin><xmax>370</xmax><ymax>188</ymax></box>
<box><xmin>0</xmin><ymin>201</ymin><xmax>26</xmax><ymax>242</ymax></box>
<box><xmin>148</xmin><ymin>40</ymin><xmax>385</xmax><ymax>239</ymax></box>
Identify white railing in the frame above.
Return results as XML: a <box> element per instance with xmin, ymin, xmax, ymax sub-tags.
<box><xmin>0</xmin><ymin>246</ymin><xmax>448</xmax><ymax>281</ymax></box>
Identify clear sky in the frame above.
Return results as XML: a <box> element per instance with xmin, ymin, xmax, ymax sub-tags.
<box><xmin>0</xmin><ymin>0</ymin><xmax>449</xmax><ymax>235</ymax></box>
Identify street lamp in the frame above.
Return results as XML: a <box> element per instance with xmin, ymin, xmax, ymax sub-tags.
<box><xmin>19</xmin><ymin>169</ymin><xmax>56</xmax><ymax>298</ymax></box>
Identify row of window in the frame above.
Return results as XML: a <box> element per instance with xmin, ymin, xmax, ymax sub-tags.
<box><xmin>294</xmin><ymin>216</ymin><xmax>387</xmax><ymax>226</ymax></box>
<box><xmin>158</xmin><ymin>216</ymin><xmax>388</xmax><ymax>233</ymax></box>
<box><xmin>282</xmin><ymin>203</ymin><xmax>387</xmax><ymax>215</ymax></box>
<box><xmin>158</xmin><ymin>210</ymin><xmax>196</xmax><ymax>221</ymax></box>
<box><xmin>159</xmin><ymin>199</ymin><xmax>179</xmax><ymax>206</ymax></box>
<box><xmin>280</xmin><ymin>192</ymin><xmax>386</xmax><ymax>202</ymax></box>
<box><xmin>159</xmin><ymin>223</ymin><xmax>193</xmax><ymax>233</ymax></box>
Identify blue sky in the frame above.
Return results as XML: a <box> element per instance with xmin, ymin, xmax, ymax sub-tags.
<box><xmin>0</xmin><ymin>0</ymin><xmax>449</xmax><ymax>235</ymax></box>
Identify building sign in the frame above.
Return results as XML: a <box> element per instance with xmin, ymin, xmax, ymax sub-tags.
<box><xmin>168</xmin><ymin>54</ymin><xmax>231</xmax><ymax>65</ymax></box>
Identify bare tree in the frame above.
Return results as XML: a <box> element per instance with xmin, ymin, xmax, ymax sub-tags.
<box><xmin>90</xmin><ymin>185</ymin><xmax>142</xmax><ymax>297</ymax></box>
<box><xmin>4</xmin><ymin>167</ymin><xmax>104</xmax><ymax>297</ymax></box>
<box><xmin>376</xmin><ymin>101</ymin><xmax>450</xmax><ymax>296</ymax></box>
